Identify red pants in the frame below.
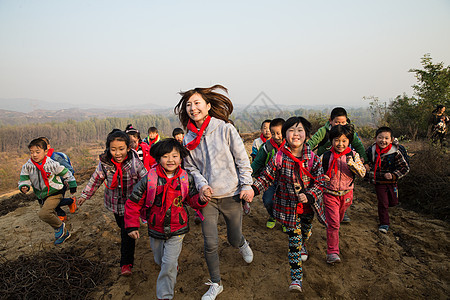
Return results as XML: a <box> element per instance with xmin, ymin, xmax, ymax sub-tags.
<box><xmin>323</xmin><ymin>191</ymin><xmax>353</xmax><ymax>255</ymax></box>
<box><xmin>375</xmin><ymin>184</ymin><xmax>398</xmax><ymax>226</ymax></box>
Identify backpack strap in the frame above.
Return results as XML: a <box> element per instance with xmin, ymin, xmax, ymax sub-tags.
<box><xmin>140</xmin><ymin>168</ymin><xmax>158</xmax><ymax>221</ymax></box>
<box><xmin>322</xmin><ymin>151</ymin><xmax>332</xmax><ymax>174</ymax></box>
<box><xmin>180</xmin><ymin>169</ymin><xmax>204</xmax><ymax>221</ymax></box>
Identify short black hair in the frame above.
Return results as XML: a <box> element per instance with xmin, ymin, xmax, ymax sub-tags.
<box><xmin>269</xmin><ymin>118</ymin><xmax>285</xmax><ymax>129</ymax></box>
<box><xmin>329</xmin><ymin>124</ymin><xmax>354</xmax><ymax>143</ymax></box>
<box><xmin>28</xmin><ymin>138</ymin><xmax>47</xmax><ymax>150</ymax></box>
<box><xmin>260</xmin><ymin>119</ymin><xmax>272</xmax><ymax>129</ymax></box>
<box><xmin>38</xmin><ymin>136</ymin><xmax>50</xmax><ymax>145</ymax></box>
<box><xmin>375</xmin><ymin>126</ymin><xmax>393</xmax><ymax>138</ymax></box>
<box><xmin>330</xmin><ymin>107</ymin><xmax>348</xmax><ymax>120</ymax></box>
<box><xmin>105</xmin><ymin>129</ymin><xmax>130</xmax><ymax>159</ymax></box>
<box><xmin>172</xmin><ymin>127</ymin><xmax>184</xmax><ymax>137</ymax></box>
<box><xmin>282</xmin><ymin>116</ymin><xmax>312</xmax><ymax>139</ymax></box>
<box><xmin>148</xmin><ymin>127</ymin><xmax>158</xmax><ymax>134</ymax></box>
<box><xmin>150</xmin><ymin>138</ymin><xmax>189</xmax><ymax>161</ymax></box>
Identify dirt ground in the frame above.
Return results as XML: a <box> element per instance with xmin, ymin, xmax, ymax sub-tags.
<box><xmin>0</xmin><ymin>138</ymin><xmax>449</xmax><ymax>299</ymax></box>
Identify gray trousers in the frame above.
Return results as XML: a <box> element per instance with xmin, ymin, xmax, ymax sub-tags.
<box><xmin>150</xmin><ymin>234</ymin><xmax>185</xmax><ymax>300</ymax></box>
<box><xmin>201</xmin><ymin>195</ymin><xmax>245</xmax><ymax>283</ymax></box>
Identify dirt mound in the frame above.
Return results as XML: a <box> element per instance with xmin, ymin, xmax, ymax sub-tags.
<box><xmin>0</xmin><ymin>192</ymin><xmax>36</xmax><ymax>217</ymax></box>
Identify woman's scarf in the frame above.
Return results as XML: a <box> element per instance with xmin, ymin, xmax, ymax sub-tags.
<box><xmin>185</xmin><ymin>115</ymin><xmax>211</xmax><ymax>151</ymax></box>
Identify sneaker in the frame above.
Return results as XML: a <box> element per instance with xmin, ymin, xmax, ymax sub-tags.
<box><xmin>68</xmin><ymin>197</ymin><xmax>77</xmax><ymax>213</ymax></box>
<box><xmin>58</xmin><ymin>215</ymin><xmax>67</xmax><ymax>222</ymax></box>
<box><xmin>281</xmin><ymin>225</ymin><xmax>287</xmax><ymax>233</ymax></box>
<box><xmin>326</xmin><ymin>253</ymin><xmax>341</xmax><ymax>264</ymax></box>
<box><xmin>341</xmin><ymin>211</ymin><xmax>351</xmax><ymax>223</ymax></box>
<box><xmin>378</xmin><ymin>225</ymin><xmax>389</xmax><ymax>234</ymax></box>
<box><xmin>243</xmin><ymin>202</ymin><xmax>251</xmax><ymax>215</ymax></box>
<box><xmin>289</xmin><ymin>280</ymin><xmax>302</xmax><ymax>293</ymax></box>
<box><xmin>54</xmin><ymin>230</ymin><xmax>71</xmax><ymax>245</ymax></box>
<box><xmin>300</xmin><ymin>245</ymin><xmax>308</xmax><ymax>262</ymax></box>
<box><xmin>54</xmin><ymin>223</ymin><xmax>66</xmax><ymax>239</ymax></box>
<box><xmin>266</xmin><ymin>217</ymin><xmax>276</xmax><ymax>229</ymax></box>
<box><xmin>202</xmin><ymin>280</ymin><xmax>223</xmax><ymax>300</ymax></box>
<box><xmin>239</xmin><ymin>240</ymin><xmax>253</xmax><ymax>263</ymax></box>
<box><xmin>121</xmin><ymin>264</ymin><xmax>132</xmax><ymax>276</ymax></box>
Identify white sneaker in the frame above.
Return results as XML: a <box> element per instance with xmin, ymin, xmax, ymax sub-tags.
<box><xmin>202</xmin><ymin>280</ymin><xmax>223</xmax><ymax>300</ymax></box>
<box><xmin>289</xmin><ymin>279</ymin><xmax>302</xmax><ymax>292</ymax></box>
<box><xmin>239</xmin><ymin>240</ymin><xmax>253</xmax><ymax>263</ymax></box>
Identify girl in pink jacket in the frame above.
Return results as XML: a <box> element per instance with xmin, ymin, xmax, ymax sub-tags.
<box><xmin>321</xmin><ymin>124</ymin><xmax>366</xmax><ymax>264</ymax></box>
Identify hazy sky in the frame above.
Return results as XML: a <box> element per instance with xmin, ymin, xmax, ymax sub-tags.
<box><xmin>0</xmin><ymin>0</ymin><xmax>449</xmax><ymax>109</ymax></box>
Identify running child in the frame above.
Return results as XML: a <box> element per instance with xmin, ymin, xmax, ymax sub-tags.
<box><xmin>124</xmin><ymin>138</ymin><xmax>208</xmax><ymax>300</ymax></box>
<box><xmin>125</xmin><ymin>124</ymin><xmax>154</xmax><ymax>170</ymax></box>
<box><xmin>174</xmin><ymin>84</ymin><xmax>254</xmax><ymax>300</ymax></box>
<box><xmin>78</xmin><ymin>129</ymin><xmax>147</xmax><ymax>275</ymax></box>
<box><xmin>172</xmin><ymin>127</ymin><xmax>185</xmax><ymax>144</ymax></box>
<box><xmin>143</xmin><ymin>126</ymin><xmax>161</xmax><ymax>146</ymax></box>
<box><xmin>307</xmin><ymin>107</ymin><xmax>368</xmax><ymax>223</ymax></box>
<box><xmin>251</xmin><ymin>118</ymin><xmax>285</xmax><ymax>229</ymax></box>
<box><xmin>18</xmin><ymin>138</ymin><xmax>77</xmax><ymax>245</ymax></box>
<box><xmin>39</xmin><ymin>136</ymin><xmax>77</xmax><ymax>221</ymax></box>
<box><xmin>251</xmin><ymin>116</ymin><xmax>327</xmax><ymax>293</ymax></box>
<box><xmin>251</xmin><ymin>119</ymin><xmax>272</xmax><ymax>161</ymax></box>
<box><xmin>321</xmin><ymin>124</ymin><xmax>366</xmax><ymax>264</ymax></box>
<box><xmin>364</xmin><ymin>126</ymin><xmax>409</xmax><ymax>234</ymax></box>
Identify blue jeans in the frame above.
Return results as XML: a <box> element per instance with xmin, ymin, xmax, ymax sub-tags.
<box><xmin>262</xmin><ymin>184</ymin><xmax>276</xmax><ymax>218</ymax></box>
<box><xmin>150</xmin><ymin>235</ymin><xmax>185</xmax><ymax>300</ymax></box>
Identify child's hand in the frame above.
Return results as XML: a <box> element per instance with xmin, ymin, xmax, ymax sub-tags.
<box><xmin>298</xmin><ymin>193</ymin><xmax>308</xmax><ymax>203</ymax></box>
<box><xmin>128</xmin><ymin>230</ymin><xmax>140</xmax><ymax>240</ymax></box>
<box><xmin>384</xmin><ymin>173</ymin><xmax>393</xmax><ymax>180</ymax></box>
<box><xmin>364</xmin><ymin>164</ymin><xmax>370</xmax><ymax>172</ymax></box>
<box><xmin>323</xmin><ymin>175</ymin><xmax>330</xmax><ymax>182</ymax></box>
<box><xmin>200</xmin><ymin>185</ymin><xmax>213</xmax><ymax>202</ymax></box>
<box><xmin>20</xmin><ymin>186</ymin><xmax>29</xmax><ymax>194</ymax></box>
<box><xmin>240</xmin><ymin>189</ymin><xmax>254</xmax><ymax>203</ymax></box>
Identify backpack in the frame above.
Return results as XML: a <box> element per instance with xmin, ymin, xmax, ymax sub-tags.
<box><xmin>52</xmin><ymin>152</ymin><xmax>75</xmax><ymax>175</ymax></box>
<box><xmin>322</xmin><ymin>150</ymin><xmax>355</xmax><ymax>186</ymax></box>
<box><xmin>139</xmin><ymin>168</ymin><xmax>203</xmax><ymax>222</ymax></box>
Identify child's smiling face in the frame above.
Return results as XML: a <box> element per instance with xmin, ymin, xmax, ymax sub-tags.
<box><xmin>376</xmin><ymin>131</ymin><xmax>393</xmax><ymax>149</ymax></box>
<box><xmin>331</xmin><ymin>134</ymin><xmax>350</xmax><ymax>153</ymax></box>
<box><xmin>270</xmin><ymin>125</ymin><xmax>283</xmax><ymax>145</ymax></box>
<box><xmin>159</xmin><ymin>148</ymin><xmax>182</xmax><ymax>175</ymax></box>
<box><xmin>330</xmin><ymin>116</ymin><xmax>347</xmax><ymax>127</ymax></box>
<box><xmin>285</xmin><ymin>123</ymin><xmax>306</xmax><ymax>149</ymax></box>
<box><xmin>29</xmin><ymin>146</ymin><xmax>48</xmax><ymax>164</ymax></box>
<box><xmin>109</xmin><ymin>139</ymin><xmax>130</xmax><ymax>163</ymax></box>
<box><xmin>261</xmin><ymin>122</ymin><xmax>272</xmax><ymax>139</ymax></box>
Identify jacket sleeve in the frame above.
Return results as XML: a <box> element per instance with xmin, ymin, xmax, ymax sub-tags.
<box><xmin>252</xmin><ymin>156</ymin><xmax>277</xmax><ymax>196</ymax></box>
<box><xmin>185</xmin><ymin>174</ymin><xmax>207</xmax><ymax>210</ymax></box>
<box><xmin>228</xmin><ymin>124</ymin><xmax>253</xmax><ymax>191</ymax></box>
<box><xmin>80</xmin><ymin>162</ymin><xmax>105</xmax><ymax>200</ymax></box>
<box><xmin>184</xmin><ymin>153</ymin><xmax>209</xmax><ymax>191</ymax></box>
<box><xmin>55</xmin><ymin>163</ymin><xmax>77</xmax><ymax>189</ymax></box>
<box><xmin>18</xmin><ymin>163</ymin><xmax>31</xmax><ymax>190</ymax></box>
<box><xmin>251</xmin><ymin>139</ymin><xmax>259</xmax><ymax>159</ymax></box>
<box><xmin>251</xmin><ymin>145</ymin><xmax>267</xmax><ymax>177</ymax></box>
<box><xmin>124</xmin><ymin>175</ymin><xmax>148</xmax><ymax>231</ymax></box>
<box><xmin>347</xmin><ymin>152</ymin><xmax>366</xmax><ymax>178</ymax></box>
<box><xmin>392</xmin><ymin>151</ymin><xmax>410</xmax><ymax>180</ymax></box>
<box><xmin>307</xmin><ymin>124</ymin><xmax>327</xmax><ymax>149</ymax></box>
<box><xmin>351</xmin><ymin>132</ymin><xmax>368</xmax><ymax>162</ymax></box>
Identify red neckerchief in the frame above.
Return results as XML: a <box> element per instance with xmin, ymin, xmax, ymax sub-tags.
<box><xmin>326</xmin><ymin>147</ymin><xmax>351</xmax><ymax>178</ymax></box>
<box><xmin>105</xmin><ymin>156</ymin><xmax>127</xmax><ymax>190</ymax></box>
<box><xmin>31</xmin><ymin>156</ymin><xmax>50</xmax><ymax>195</ymax></box>
<box><xmin>374</xmin><ymin>143</ymin><xmax>392</xmax><ymax>183</ymax></box>
<box><xmin>280</xmin><ymin>146</ymin><xmax>316</xmax><ymax>181</ymax></box>
<box><xmin>260</xmin><ymin>133</ymin><xmax>267</xmax><ymax>143</ymax></box>
<box><xmin>185</xmin><ymin>115</ymin><xmax>211</xmax><ymax>151</ymax></box>
<box><xmin>46</xmin><ymin>148</ymin><xmax>54</xmax><ymax>157</ymax></box>
<box><xmin>156</xmin><ymin>164</ymin><xmax>183</xmax><ymax>209</ymax></box>
<box><xmin>148</xmin><ymin>134</ymin><xmax>159</xmax><ymax>147</ymax></box>
<box><xmin>269</xmin><ymin>139</ymin><xmax>285</xmax><ymax>151</ymax></box>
